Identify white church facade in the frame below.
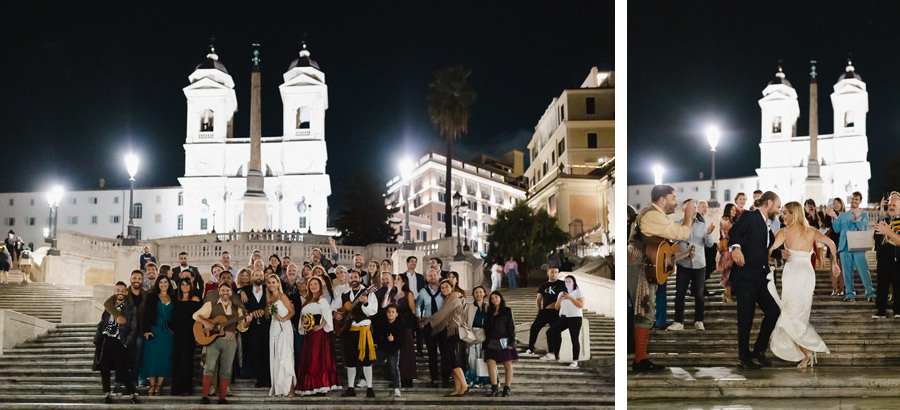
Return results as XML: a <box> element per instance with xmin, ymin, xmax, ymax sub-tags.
<box><xmin>629</xmin><ymin>60</ymin><xmax>871</xmax><ymax>209</ymax></box>
<box><xmin>0</xmin><ymin>43</ymin><xmax>333</xmax><ymax>248</ymax></box>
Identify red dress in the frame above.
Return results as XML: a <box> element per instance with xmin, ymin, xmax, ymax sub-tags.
<box><xmin>296</xmin><ymin>298</ymin><xmax>341</xmax><ymax>395</ymax></box>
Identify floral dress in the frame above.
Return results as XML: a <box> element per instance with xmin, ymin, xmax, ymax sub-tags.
<box><xmin>718</xmin><ymin>217</ymin><xmax>733</xmax><ymax>284</ymax></box>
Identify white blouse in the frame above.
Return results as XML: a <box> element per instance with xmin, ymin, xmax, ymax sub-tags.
<box><xmin>297</xmin><ymin>297</ymin><xmax>333</xmax><ymax>335</ymax></box>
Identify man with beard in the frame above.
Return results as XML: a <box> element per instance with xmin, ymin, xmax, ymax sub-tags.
<box><xmin>93</xmin><ymin>281</ymin><xmax>139</xmax><ymax>404</ymax></box>
<box><xmin>204</xmin><ymin>271</ymin><xmax>241</xmax><ymax>305</ymax></box>
<box><xmin>333</xmin><ymin>270</ymin><xmax>378</xmax><ymax>397</ymax></box>
<box><xmin>173</xmin><ymin>252</ymin><xmax>203</xmax><ymax>294</ymax></box>
<box><xmin>351</xmin><ymin>253</ymin><xmax>368</xmax><ymax>285</ymax></box>
<box><xmin>143</xmin><ymin>262</ymin><xmax>159</xmax><ymax>291</ymax></box>
<box><xmin>103</xmin><ymin>270</ymin><xmax>147</xmax><ymax>387</ymax></box>
<box><xmin>239</xmin><ymin>269</ymin><xmax>270</xmax><ymax>387</ymax></box>
<box><xmin>429</xmin><ymin>257</ymin><xmax>450</xmax><ymax>280</ymax></box>
<box><xmin>416</xmin><ymin>268</ymin><xmax>444</xmax><ymax>387</ymax></box>
<box><xmin>139</xmin><ymin>246</ymin><xmax>156</xmax><ymax>272</ymax></box>
<box><xmin>193</xmin><ymin>282</ymin><xmax>251</xmax><ymax>404</ymax></box>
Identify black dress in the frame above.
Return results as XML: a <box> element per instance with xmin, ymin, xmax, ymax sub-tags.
<box><xmin>170</xmin><ymin>299</ymin><xmax>201</xmax><ymax>396</ymax></box>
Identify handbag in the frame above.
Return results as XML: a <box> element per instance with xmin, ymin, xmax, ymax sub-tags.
<box><xmin>847</xmin><ymin>230</ymin><xmax>875</xmax><ymax>252</ymax></box>
<box><xmin>454</xmin><ymin>316</ymin><xmax>477</xmax><ymax>344</ymax></box>
<box><xmin>717</xmin><ymin>238</ymin><xmax>729</xmax><ymax>253</ymax></box>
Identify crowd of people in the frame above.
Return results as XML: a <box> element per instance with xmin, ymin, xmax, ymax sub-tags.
<box><xmin>93</xmin><ymin>247</ymin><xmax>585</xmax><ymax>404</ymax></box>
<box><xmin>628</xmin><ymin>185</ymin><xmax>891</xmax><ymax>372</ymax></box>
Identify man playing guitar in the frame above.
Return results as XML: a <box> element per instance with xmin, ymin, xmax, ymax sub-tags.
<box><xmin>192</xmin><ymin>282</ymin><xmax>252</xmax><ymax>404</ymax></box>
<box><xmin>627</xmin><ymin>184</ymin><xmax>694</xmax><ymax>372</ymax></box>
<box><xmin>332</xmin><ymin>270</ymin><xmax>378</xmax><ymax>398</ymax></box>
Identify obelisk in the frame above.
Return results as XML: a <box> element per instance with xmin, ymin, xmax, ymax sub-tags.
<box><xmin>804</xmin><ymin>59</ymin><xmax>824</xmax><ymax>204</ymax></box>
<box><xmin>242</xmin><ymin>43</ymin><xmax>267</xmax><ymax>231</ymax></box>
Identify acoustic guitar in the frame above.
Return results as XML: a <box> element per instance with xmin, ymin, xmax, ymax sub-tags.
<box><xmin>645</xmin><ymin>236</ymin><xmax>694</xmax><ymax>285</ymax></box>
<box><xmin>334</xmin><ymin>285</ymin><xmax>377</xmax><ymax>335</ymax></box>
<box><xmin>193</xmin><ymin>309</ymin><xmax>264</xmax><ymax>346</ymax></box>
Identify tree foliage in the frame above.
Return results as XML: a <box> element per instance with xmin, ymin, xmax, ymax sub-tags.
<box><xmin>486</xmin><ymin>202</ymin><xmax>569</xmax><ymax>270</ymax></box>
<box><xmin>427</xmin><ymin>66</ymin><xmax>476</xmax><ymax>238</ymax></box>
<box><xmin>334</xmin><ymin>172</ymin><xmax>398</xmax><ymax>246</ymax></box>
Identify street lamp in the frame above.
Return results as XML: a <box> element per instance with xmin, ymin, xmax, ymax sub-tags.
<box><xmin>452</xmin><ymin>191</ymin><xmax>467</xmax><ymax>260</ymax></box>
<box><xmin>124</xmin><ymin>153</ymin><xmax>139</xmax><ymax>246</ymax></box>
<box><xmin>652</xmin><ymin>164</ymin><xmax>664</xmax><ymax>185</ymax></box>
<box><xmin>46</xmin><ymin>185</ymin><xmax>64</xmax><ymax>256</ymax></box>
<box><xmin>307</xmin><ymin>204</ymin><xmax>313</xmax><ymax>234</ymax></box>
<box><xmin>462</xmin><ymin>208</ymin><xmax>471</xmax><ymax>252</ymax></box>
<box><xmin>706</xmin><ymin>125</ymin><xmax>721</xmax><ymax>207</ymax></box>
<box><xmin>399</xmin><ymin>158</ymin><xmax>414</xmax><ymax>250</ymax></box>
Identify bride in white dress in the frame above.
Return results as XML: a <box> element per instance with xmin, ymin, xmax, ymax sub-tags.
<box><xmin>767</xmin><ymin>201</ymin><xmax>841</xmax><ymax>367</ymax></box>
<box><xmin>265</xmin><ymin>274</ymin><xmax>296</xmax><ymax>396</ymax></box>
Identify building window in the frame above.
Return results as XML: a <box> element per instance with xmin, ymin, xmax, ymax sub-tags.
<box><xmin>90</xmin><ymin>197</ymin><xmax>98</xmax><ymax>204</ymax></box>
<box><xmin>200</xmin><ymin>218</ymin><xmax>208</xmax><ymax>230</ymax></box>
<box><xmin>469</xmin><ymin>219</ymin><xmax>477</xmax><ymax>229</ymax></box>
<box><xmin>133</xmin><ymin>203</ymin><xmax>143</xmax><ymax>219</ymax></box>
<box><xmin>8</xmin><ymin>199</ymin><xmax>12</xmax><ymax>206</ymax></box>
<box><xmin>466</xmin><ymin>182</ymin><xmax>475</xmax><ymax>196</ymax></box>
<box><xmin>111</xmin><ymin>215</ymin><xmax>120</xmax><ymax>224</ymax></box>
<box><xmin>177</xmin><ymin>215</ymin><xmax>183</xmax><ymax>230</ymax></box>
<box><xmin>114</xmin><ymin>196</ymin><xmax>119</xmax><ymax>204</ymax></box>
<box><xmin>724</xmin><ymin>189</ymin><xmax>732</xmax><ymax>202</ymax></box>
<box><xmin>468</xmin><ymin>201</ymin><xmax>477</xmax><ymax>211</ymax></box>
<box><xmin>413</xmin><ymin>196</ymin><xmax>422</xmax><ymax>208</ymax></box>
<box><xmin>772</xmin><ymin>116</ymin><xmax>782</xmax><ymax>133</ymax></box>
<box><xmin>437</xmin><ymin>175</ymin><xmax>445</xmax><ymax>187</ymax></box>
<box><xmin>27</xmin><ymin>217</ymin><xmax>35</xmax><ymax>226</ymax></box>
<box><xmin>72</xmin><ymin>198</ymin><xmax>77</xmax><ymax>205</ymax></box>
<box><xmin>483</xmin><ymin>223</ymin><xmax>490</xmax><ymax>233</ymax></box>
<box><xmin>133</xmin><ymin>227</ymin><xmax>142</xmax><ymax>240</ymax></box>
<box><xmin>201</xmin><ymin>109</ymin><xmax>214</xmax><ymax>131</ymax></box>
<box><xmin>494</xmin><ymin>193</ymin><xmax>503</xmax><ymax>205</ymax></box>
<box><xmin>91</xmin><ymin>216</ymin><xmax>97</xmax><ymax>225</ymax></box>
<box><xmin>543</xmin><ymin>161</ymin><xmax>548</xmax><ymax>175</ymax></box>
<box><xmin>558</xmin><ymin>139</ymin><xmax>566</xmax><ymax>156</ymax></box>
<box><xmin>178</xmin><ymin>192</ymin><xmax>183</xmax><ymax>206</ymax></box>
<box><xmin>481</xmin><ymin>188</ymin><xmax>490</xmax><ymax>200</ymax></box>
<box><xmin>5</xmin><ymin>217</ymin><xmax>13</xmax><ymax>226</ymax></box>
<box><xmin>29</xmin><ymin>198</ymin><xmax>34</xmax><ymax>205</ymax></box>
<box><xmin>482</xmin><ymin>205</ymin><xmax>491</xmax><ymax>215</ymax></box>
<box><xmin>299</xmin><ymin>216</ymin><xmax>307</xmax><ymax>229</ymax></box>
<box><xmin>844</xmin><ymin>112</ymin><xmax>855</xmax><ymax>128</ymax></box>
<box><xmin>156</xmin><ymin>195</ymin><xmax>161</xmax><ymax>203</ymax></box>
<box><xmin>296</xmin><ymin>107</ymin><xmax>311</xmax><ymax>129</ymax></box>
<box><xmin>586</xmin><ymin>97</ymin><xmax>596</xmax><ymax>114</ymax></box>
<box><xmin>438</xmin><ymin>192</ymin><xmax>445</xmax><ymax>203</ymax></box>
<box><xmin>587</xmin><ymin>133</ymin><xmax>598</xmax><ymax>148</ymax></box>
<box><xmin>68</xmin><ymin>216</ymin><xmax>78</xmax><ymax>225</ymax></box>
<box><xmin>437</xmin><ymin>212</ymin><xmax>446</xmax><ymax>223</ymax></box>
<box><xmin>417</xmin><ymin>230</ymin><xmax>427</xmax><ymax>241</ymax></box>
<box><xmin>155</xmin><ymin>214</ymin><xmax>162</xmax><ymax>223</ymax></box>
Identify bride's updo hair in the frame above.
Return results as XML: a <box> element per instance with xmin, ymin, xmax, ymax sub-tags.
<box><xmin>752</xmin><ymin>191</ymin><xmax>779</xmax><ymax>209</ymax></box>
<box><xmin>783</xmin><ymin>201</ymin><xmax>808</xmax><ymax>228</ymax></box>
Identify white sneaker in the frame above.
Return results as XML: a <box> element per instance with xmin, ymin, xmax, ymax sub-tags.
<box><xmin>873</xmin><ymin>315</ymin><xmax>887</xmax><ymax>319</ymax></box>
<box><xmin>356</xmin><ymin>379</ymin><xmax>367</xmax><ymax>388</ymax></box>
<box><xmin>694</xmin><ymin>321</ymin><xmax>705</xmax><ymax>331</ymax></box>
<box><xmin>540</xmin><ymin>353</ymin><xmax>557</xmax><ymax>361</ymax></box>
<box><xmin>667</xmin><ymin>322</ymin><xmax>684</xmax><ymax>331</ymax></box>
<box><xmin>524</xmin><ymin>349</ymin><xmax>535</xmax><ymax>355</ymax></box>
<box><xmin>394</xmin><ymin>388</ymin><xmax>401</xmax><ymax>397</ymax></box>
<box><xmin>569</xmin><ymin>361</ymin><xmax>579</xmax><ymax>368</ymax></box>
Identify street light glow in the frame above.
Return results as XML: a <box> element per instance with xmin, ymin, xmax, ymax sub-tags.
<box><xmin>706</xmin><ymin>125</ymin><xmax>720</xmax><ymax>151</ymax></box>
<box><xmin>398</xmin><ymin>158</ymin><xmax>414</xmax><ymax>181</ymax></box>
<box><xmin>125</xmin><ymin>153</ymin><xmax>140</xmax><ymax>180</ymax></box>
<box><xmin>47</xmin><ymin>185</ymin><xmax>64</xmax><ymax>206</ymax></box>
<box><xmin>652</xmin><ymin>164</ymin><xmax>664</xmax><ymax>185</ymax></box>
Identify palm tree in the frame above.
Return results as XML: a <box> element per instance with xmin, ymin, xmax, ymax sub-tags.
<box><xmin>428</xmin><ymin>66</ymin><xmax>476</xmax><ymax>238</ymax></box>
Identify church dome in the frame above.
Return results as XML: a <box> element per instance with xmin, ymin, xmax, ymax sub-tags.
<box><xmin>195</xmin><ymin>47</ymin><xmax>229</xmax><ymax>74</ymax></box>
<box><xmin>836</xmin><ymin>59</ymin><xmax>861</xmax><ymax>83</ymax></box>
<box><xmin>288</xmin><ymin>42</ymin><xmax>320</xmax><ymax>70</ymax></box>
<box><xmin>768</xmin><ymin>65</ymin><xmax>792</xmax><ymax>88</ymax></box>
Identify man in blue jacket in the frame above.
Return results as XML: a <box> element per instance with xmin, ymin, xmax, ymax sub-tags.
<box><xmin>827</xmin><ymin>191</ymin><xmax>875</xmax><ymax>302</ymax></box>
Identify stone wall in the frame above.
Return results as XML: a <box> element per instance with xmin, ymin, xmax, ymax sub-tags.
<box><xmin>0</xmin><ymin>310</ymin><xmax>55</xmax><ymax>356</ymax></box>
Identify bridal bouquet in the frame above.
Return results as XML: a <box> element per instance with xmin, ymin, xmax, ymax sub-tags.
<box><xmin>266</xmin><ymin>302</ymin><xmax>279</xmax><ymax>319</ymax></box>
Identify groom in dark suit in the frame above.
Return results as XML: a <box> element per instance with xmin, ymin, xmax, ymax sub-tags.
<box><xmin>728</xmin><ymin>191</ymin><xmax>786</xmax><ymax>369</ymax></box>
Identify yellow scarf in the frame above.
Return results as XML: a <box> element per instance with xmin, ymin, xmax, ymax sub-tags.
<box><xmin>350</xmin><ymin>324</ymin><xmax>376</xmax><ymax>361</ymax></box>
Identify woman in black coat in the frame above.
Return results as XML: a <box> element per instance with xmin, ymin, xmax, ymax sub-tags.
<box><xmin>170</xmin><ymin>279</ymin><xmax>201</xmax><ymax>396</ymax></box>
<box><xmin>482</xmin><ymin>290</ymin><xmax>518</xmax><ymax>398</ymax></box>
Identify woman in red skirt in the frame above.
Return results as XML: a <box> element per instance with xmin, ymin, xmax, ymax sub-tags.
<box><xmin>296</xmin><ymin>276</ymin><xmax>341</xmax><ymax>396</ymax></box>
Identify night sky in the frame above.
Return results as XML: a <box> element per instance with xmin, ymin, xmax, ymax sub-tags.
<box><xmin>628</xmin><ymin>2</ymin><xmax>900</xmax><ymax>198</ymax></box>
<box><xmin>0</xmin><ymin>2</ymin><xmax>613</xmax><ymax>219</ymax></box>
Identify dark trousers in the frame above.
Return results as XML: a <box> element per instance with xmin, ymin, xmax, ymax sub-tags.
<box><xmin>100</xmin><ymin>337</ymin><xmax>135</xmax><ymax>395</ymax></box>
<box><xmin>422</xmin><ymin>323</ymin><xmax>441</xmax><ymax>382</ymax></box>
<box><xmin>547</xmin><ymin>316</ymin><xmax>583</xmax><ymax>360</ymax></box>
<box><xmin>528</xmin><ymin>309</ymin><xmax>559</xmax><ymax>350</ymax></box>
<box><xmin>385</xmin><ymin>348</ymin><xmax>401</xmax><ymax>388</ymax></box>
<box><xmin>704</xmin><ymin>245</ymin><xmax>718</xmax><ymax>280</ymax></box>
<box><xmin>876</xmin><ymin>253</ymin><xmax>900</xmax><ymax>316</ymax></box>
<box><xmin>734</xmin><ymin>277</ymin><xmax>780</xmax><ymax>361</ymax></box>
<box><xmin>436</xmin><ymin>331</ymin><xmax>453</xmax><ymax>382</ymax></box>
<box><xmin>245</xmin><ymin>325</ymin><xmax>270</xmax><ymax>386</ymax></box>
<box><xmin>674</xmin><ymin>267</ymin><xmax>705</xmax><ymax>323</ymax></box>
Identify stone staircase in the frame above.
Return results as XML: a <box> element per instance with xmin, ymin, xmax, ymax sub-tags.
<box><xmin>0</xmin><ymin>280</ymin><xmax>613</xmax><ymax>409</ymax></box>
<box><xmin>0</xmin><ymin>270</ymin><xmax>92</xmax><ymax>323</ymax></box>
<box><xmin>628</xmin><ymin>252</ymin><xmax>900</xmax><ymax>407</ymax></box>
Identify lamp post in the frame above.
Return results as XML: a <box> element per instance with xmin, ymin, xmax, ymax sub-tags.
<box><xmin>462</xmin><ymin>208</ymin><xmax>471</xmax><ymax>252</ymax></box>
<box><xmin>399</xmin><ymin>158</ymin><xmax>414</xmax><ymax>250</ymax></box>
<box><xmin>652</xmin><ymin>164</ymin><xmax>664</xmax><ymax>185</ymax></box>
<box><xmin>124</xmin><ymin>153</ymin><xmax>139</xmax><ymax>246</ymax></box>
<box><xmin>46</xmin><ymin>186</ymin><xmax>63</xmax><ymax>256</ymax></box>
<box><xmin>706</xmin><ymin>125</ymin><xmax>721</xmax><ymax>207</ymax></box>
<box><xmin>307</xmin><ymin>204</ymin><xmax>313</xmax><ymax>235</ymax></box>
<box><xmin>452</xmin><ymin>191</ymin><xmax>466</xmax><ymax>260</ymax></box>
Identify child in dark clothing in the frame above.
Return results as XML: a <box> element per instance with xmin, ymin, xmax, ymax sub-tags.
<box><xmin>380</xmin><ymin>306</ymin><xmax>403</xmax><ymax>397</ymax></box>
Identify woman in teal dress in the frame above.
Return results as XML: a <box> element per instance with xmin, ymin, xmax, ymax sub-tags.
<box><xmin>140</xmin><ymin>275</ymin><xmax>176</xmax><ymax>395</ymax></box>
